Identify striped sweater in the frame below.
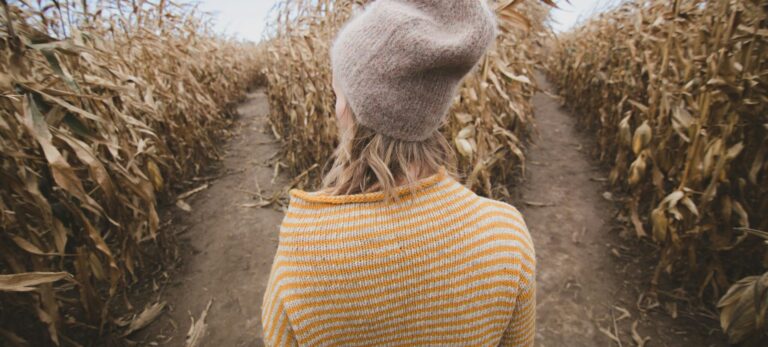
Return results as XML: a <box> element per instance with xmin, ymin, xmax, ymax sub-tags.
<box><xmin>261</xmin><ymin>168</ymin><xmax>536</xmax><ymax>346</ymax></box>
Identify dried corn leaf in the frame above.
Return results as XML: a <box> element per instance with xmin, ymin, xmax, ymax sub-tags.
<box><xmin>0</xmin><ymin>0</ymin><xmax>264</xmax><ymax>343</ymax></box>
<box><xmin>717</xmin><ymin>273</ymin><xmax>768</xmax><ymax>344</ymax></box>
<box><xmin>548</xmin><ymin>0</ymin><xmax>768</xmax><ymax>336</ymax></box>
<box><xmin>123</xmin><ymin>302</ymin><xmax>166</xmax><ymax>336</ymax></box>
<box><xmin>0</xmin><ymin>272</ymin><xmax>71</xmax><ymax>292</ymax></box>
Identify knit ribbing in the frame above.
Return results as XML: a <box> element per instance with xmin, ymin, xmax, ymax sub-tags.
<box><xmin>262</xmin><ymin>173</ymin><xmax>536</xmax><ymax>347</ymax></box>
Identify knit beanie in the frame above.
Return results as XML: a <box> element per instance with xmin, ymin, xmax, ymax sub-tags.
<box><xmin>331</xmin><ymin>0</ymin><xmax>497</xmax><ymax>142</ymax></box>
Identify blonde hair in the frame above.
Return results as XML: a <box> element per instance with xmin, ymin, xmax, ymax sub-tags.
<box><xmin>322</xmin><ymin>115</ymin><xmax>456</xmax><ymax>200</ymax></box>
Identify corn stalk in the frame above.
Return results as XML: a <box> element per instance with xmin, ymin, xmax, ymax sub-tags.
<box><xmin>0</xmin><ymin>1</ymin><xmax>263</xmax><ymax>344</ymax></box>
<box><xmin>548</xmin><ymin>0</ymin><xmax>768</xmax><ymax>339</ymax></box>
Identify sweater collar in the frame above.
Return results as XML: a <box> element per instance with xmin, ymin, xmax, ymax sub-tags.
<box><xmin>289</xmin><ymin>167</ymin><xmax>447</xmax><ymax>204</ymax></box>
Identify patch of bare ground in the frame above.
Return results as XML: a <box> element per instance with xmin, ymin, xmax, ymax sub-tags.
<box><xmin>125</xmin><ymin>89</ymin><xmax>283</xmax><ymax>347</ymax></box>
<box><xmin>523</xmin><ymin>73</ymin><xmax>726</xmax><ymax>347</ymax></box>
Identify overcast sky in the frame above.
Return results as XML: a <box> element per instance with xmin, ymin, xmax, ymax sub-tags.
<box><xmin>192</xmin><ymin>0</ymin><xmax>620</xmax><ymax>42</ymax></box>
<box><xmin>549</xmin><ymin>0</ymin><xmax>623</xmax><ymax>32</ymax></box>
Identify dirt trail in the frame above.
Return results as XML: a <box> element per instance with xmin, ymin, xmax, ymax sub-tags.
<box><xmin>138</xmin><ymin>89</ymin><xmax>283</xmax><ymax>346</ymax></box>
<box><xmin>523</xmin><ymin>73</ymin><xmax>724</xmax><ymax>346</ymax></box>
<box><xmin>137</xmin><ymin>81</ymin><xmax>725</xmax><ymax>346</ymax></box>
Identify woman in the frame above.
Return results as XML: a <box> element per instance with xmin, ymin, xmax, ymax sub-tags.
<box><xmin>261</xmin><ymin>0</ymin><xmax>535</xmax><ymax>346</ymax></box>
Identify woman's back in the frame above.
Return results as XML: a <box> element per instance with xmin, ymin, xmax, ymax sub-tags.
<box><xmin>262</xmin><ymin>169</ymin><xmax>535</xmax><ymax>346</ymax></box>
<box><xmin>261</xmin><ymin>1</ymin><xmax>535</xmax><ymax>345</ymax></box>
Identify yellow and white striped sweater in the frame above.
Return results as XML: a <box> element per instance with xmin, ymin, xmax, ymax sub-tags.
<box><xmin>262</xmin><ymin>169</ymin><xmax>536</xmax><ymax>346</ymax></box>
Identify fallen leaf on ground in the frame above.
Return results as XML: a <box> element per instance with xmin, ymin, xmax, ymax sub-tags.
<box><xmin>614</xmin><ymin>306</ymin><xmax>631</xmax><ymax>321</ymax></box>
<box><xmin>598</xmin><ymin>325</ymin><xmax>621</xmax><ymax>344</ymax></box>
<box><xmin>242</xmin><ymin>201</ymin><xmax>272</xmax><ymax>208</ymax></box>
<box><xmin>631</xmin><ymin>320</ymin><xmax>651</xmax><ymax>347</ymax></box>
<box><xmin>524</xmin><ymin>201</ymin><xmax>555</xmax><ymax>207</ymax></box>
<box><xmin>186</xmin><ymin>299</ymin><xmax>213</xmax><ymax>347</ymax></box>
<box><xmin>123</xmin><ymin>302</ymin><xmax>166</xmax><ymax>336</ymax></box>
<box><xmin>176</xmin><ymin>200</ymin><xmax>192</xmax><ymax>212</ymax></box>
<box><xmin>177</xmin><ymin>184</ymin><xmax>209</xmax><ymax>200</ymax></box>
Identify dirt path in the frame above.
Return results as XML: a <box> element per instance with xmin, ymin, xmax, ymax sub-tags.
<box><xmin>136</xmin><ymin>80</ymin><xmax>725</xmax><ymax>346</ymax></box>
<box><xmin>524</xmin><ymin>73</ymin><xmax>724</xmax><ymax>346</ymax></box>
<box><xmin>137</xmin><ymin>89</ymin><xmax>284</xmax><ymax>346</ymax></box>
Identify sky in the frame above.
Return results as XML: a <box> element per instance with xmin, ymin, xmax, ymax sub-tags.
<box><xmin>192</xmin><ymin>0</ymin><xmax>280</xmax><ymax>41</ymax></box>
<box><xmin>549</xmin><ymin>0</ymin><xmax>623</xmax><ymax>32</ymax></box>
<box><xmin>191</xmin><ymin>0</ymin><xmax>621</xmax><ymax>42</ymax></box>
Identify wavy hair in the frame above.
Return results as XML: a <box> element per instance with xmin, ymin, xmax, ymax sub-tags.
<box><xmin>321</xmin><ymin>114</ymin><xmax>456</xmax><ymax>200</ymax></box>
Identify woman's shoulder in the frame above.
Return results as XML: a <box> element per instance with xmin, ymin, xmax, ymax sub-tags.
<box><xmin>478</xmin><ymin>197</ymin><xmax>524</xmax><ymax>218</ymax></box>
<box><xmin>476</xmin><ymin>196</ymin><xmax>527</xmax><ymax>226</ymax></box>
<box><xmin>476</xmin><ymin>196</ymin><xmax>534</xmax><ymax>250</ymax></box>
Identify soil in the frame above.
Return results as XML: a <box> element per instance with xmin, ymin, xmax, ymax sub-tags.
<box><xmin>130</xmin><ymin>78</ymin><xmax>727</xmax><ymax>346</ymax></box>
<box><xmin>132</xmin><ymin>90</ymin><xmax>285</xmax><ymax>346</ymax></box>
<box><xmin>521</xmin><ymin>74</ymin><xmax>725</xmax><ymax>347</ymax></box>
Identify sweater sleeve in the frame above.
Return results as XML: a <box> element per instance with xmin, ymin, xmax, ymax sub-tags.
<box><xmin>262</xmin><ymin>300</ymin><xmax>298</xmax><ymax>347</ymax></box>
<box><xmin>499</xmin><ymin>209</ymin><xmax>536</xmax><ymax>347</ymax></box>
<box><xmin>262</xmin><ymin>265</ymin><xmax>298</xmax><ymax>347</ymax></box>
<box><xmin>499</xmin><ymin>270</ymin><xmax>536</xmax><ymax>346</ymax></box>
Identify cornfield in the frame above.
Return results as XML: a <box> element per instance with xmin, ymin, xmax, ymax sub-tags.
<box><xmin>548</xmin><ymin>0</ymin><xmax>767</xmax><ymax>343</ymax></box>
<box><xmin>6</xmin><ymin>0</ymin><xmax>766</xmax><ymax>344</ymax></box>
<box><xmin>264</xmin><ymin>0</ymin><xmax>550</xmax><ymax>199</ymax></box>
<box><xmin>0</xmin><ymin>1</ymin><xmax>262</xmax><ymax>344</ymax></box>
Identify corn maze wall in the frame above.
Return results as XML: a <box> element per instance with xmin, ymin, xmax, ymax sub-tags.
<box><xmin>263</xmin><ymin>0</ymin><xmax>550</xmax><ymax>200</ymax></box>
<box><xmin>0</xmin><ymin>1</ymin><xmax>262</xmax><ymax>344</ymax></box>
<box><xmin>549</xmin><ymin>0</ymin><xmax>767</xmax><ymax>315</ymax></box>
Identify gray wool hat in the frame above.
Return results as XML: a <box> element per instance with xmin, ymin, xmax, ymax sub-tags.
<box><xmin>331</xmin><ymin>0</ymin><xmax>497</xmax><ymax>142</ymax></box>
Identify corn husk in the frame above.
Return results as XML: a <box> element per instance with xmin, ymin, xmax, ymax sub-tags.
<box><xmin>717</xmin><ymin>271</ymin><xmax>768</xmax><ymax>344</ymax></box>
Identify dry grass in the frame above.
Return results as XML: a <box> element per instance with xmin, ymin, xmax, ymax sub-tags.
<box><xmin>0</xmin><ymin>0</ymin><xmax>262</xmax><ymax>344</ymax></box>
<box><xmin>263</xmin><ymin>0</ymin><xmax>551</xmax><ymax>199</ymax></box>
<box><xmin>548</xmin><ymin>0</ymin><xmax>767</xmax><ymax>342</ymax></box>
